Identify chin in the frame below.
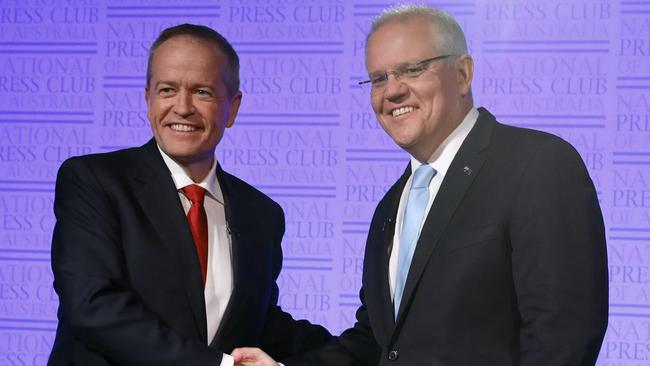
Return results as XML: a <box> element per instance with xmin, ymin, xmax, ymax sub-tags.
<box><xmin>390</xmin><ymin>132</ymin><xmax>417</xmax><ymax>147</ymax></box>
<box><xmin>160</xmin><ymin>145</ymin><xmax>193</xmax><ymax>159</ymax></box>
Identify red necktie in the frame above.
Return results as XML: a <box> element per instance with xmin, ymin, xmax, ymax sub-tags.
<box><xmin>182</xmin><ymin>184</ymin><xmax>208</xmax><ymax>287</ymax></box>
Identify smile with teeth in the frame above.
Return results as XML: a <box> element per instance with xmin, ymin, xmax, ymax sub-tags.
<box><xmin>169</xmin><ymin>123</ymin><xmax>199</xmax><ymax>132</ymax></box>
<box><xmin>392</xmin><ymin>106</ymin><xmax>415</xmax><ymax>117</ymax></box>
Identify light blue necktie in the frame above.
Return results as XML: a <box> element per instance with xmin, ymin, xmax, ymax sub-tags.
<box><xmin>394</xmin><ymin>164</ymin><xmax>436</xmax><ymax>318</ymax></box>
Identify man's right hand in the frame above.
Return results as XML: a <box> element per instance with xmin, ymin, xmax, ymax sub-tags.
<box><xmin>232</xmin><ymin>347</ymin><xmax>280</xmax><ymax>366</ymax></box>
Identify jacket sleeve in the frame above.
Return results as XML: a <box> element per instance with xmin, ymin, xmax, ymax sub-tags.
<box><xmin>510</xmin><ymin>138</ymin><xmax>608</xmax><ymax>365</ymax></box>
<box><xmin>279</xmin><ymin>202</ymin><xmax>382</xmax><ymax>366</ymax></box>
<box><xmin>280</xmin><ymin>286</ymin><xmax>381</xmax><ymax>366</ymax></box>
<box><xmin>258</xmin><ymin>204</ymin><xmax>335</xmax><ymax>360</ymax></box>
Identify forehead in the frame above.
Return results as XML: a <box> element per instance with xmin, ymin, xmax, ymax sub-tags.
<box><xmin>365</xmin><ymin>17</ymin><xmax>438</xmax><ymax>70</ymax></box>
<box><xmin>150</xmin><ymin>36</ymin><xmax>227</xmax><ymax>79</ymax></box>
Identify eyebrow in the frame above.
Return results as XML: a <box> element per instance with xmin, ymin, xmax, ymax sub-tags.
<box><xmin>368</xmin><ymin>59</ymin><xmax>428</xmax><ymax>75</ymax></box>
<box><xmin>153</xmin><ymin>80</ymin><xmax>176</xmax><ymax>90</ymax></box>
<box><xmin>153</xmin><ymin>80</ymin><xmax>216</xmax><ymax>93</ymax></box>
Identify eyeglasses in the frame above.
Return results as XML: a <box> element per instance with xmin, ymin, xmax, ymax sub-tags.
<box><xmin>358</xmin><ymin>55</ymin><xmax>453</xmax><ymax>94</ymax></box>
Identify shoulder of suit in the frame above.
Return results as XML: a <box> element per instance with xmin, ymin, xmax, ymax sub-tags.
<box><xmin>489</xmin><ymin>120</ymin><xmax>585</xmax><ymax>172</ymax></box>
<box><xmin>59</xmin><ymin>145</ymin><xmax>143</xmax><ymax>170</ymax></box>
<box><xmin>492</xmin><ymin>119</ymin><xmax>577</xmax><ymax>152</ymax></box>
<box><xmin>218</xmin><ymin>168</ymin><xmax>282</xmax><ymax>210</ymax></box>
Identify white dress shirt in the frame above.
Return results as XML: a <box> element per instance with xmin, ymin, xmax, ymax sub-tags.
<box><xmin>388</xmin><ymin>108</ymin><xmax>479</xmax><ymax>299</ymax></box>
<box><xmin>158</xmin><ymin>147</ymin><xmax>235</xmax><ymax>366</ymax></box>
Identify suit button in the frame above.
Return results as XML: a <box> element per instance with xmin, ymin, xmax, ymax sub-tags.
<box><xmin>388</xmin><ymin>350</ymin><xmax>399</xmax><ymax>361</ymax></box>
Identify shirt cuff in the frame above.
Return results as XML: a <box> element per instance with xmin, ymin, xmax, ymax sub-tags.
<box><xmin>220</xmin><ymin>353</ymin><xmax>234</xmax><ymax>366</ymax></box>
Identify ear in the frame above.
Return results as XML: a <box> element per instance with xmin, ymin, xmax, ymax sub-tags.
<box><xmin>226</xmin><ymin>90</ymin><xmax>242</xmax><ymax>128</ymax></box>
<box><xmin>145</xmin><ymin>87</ymin><xmax>153</xmax><ymax>122</ymax></box>
<box><xmin>455</xmin><ymin>54</ymin><xmax>474</xmax><ymax>97</ymax></box>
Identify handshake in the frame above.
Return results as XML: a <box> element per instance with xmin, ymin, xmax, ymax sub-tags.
<box><xmin>232</xmin><ymin>347</ymin><xmax>280</xmax><ymax>366</ymax></box>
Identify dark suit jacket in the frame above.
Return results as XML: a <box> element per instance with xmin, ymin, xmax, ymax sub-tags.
<box><xmin>48</xmin><ymin>139</ymin><xmax>331</xmax><ymax>365</ymax></box>
<box><xmin>284</xmin><ymin>107</ymin><xmax>608</xmax><ymax>366</ymax></box>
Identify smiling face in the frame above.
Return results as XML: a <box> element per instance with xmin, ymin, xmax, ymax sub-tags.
<box><xmin>365</xmin><ymin>17</ymin><xmax>473</xmax><ymax>161</ymax></box>
<box><xmin>145</xmin><ymin>36</ymin><xmax>241</xmax><ymax>181</ymax></box>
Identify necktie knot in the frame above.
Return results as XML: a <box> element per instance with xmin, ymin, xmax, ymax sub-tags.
<box><xmin>183</xmin><ymin>184</ymin><xmax>206</xmax><ymax>204</ymax></box>
<box><xmin>412</xmin><ymin>164</ymin><xmax>436</xmax><ymax>189</ymax></box>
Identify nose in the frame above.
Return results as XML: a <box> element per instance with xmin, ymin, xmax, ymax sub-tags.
<box><xmin>173</xmin><ymin>90</ymin><xmax>195</xmax><ymax>117</ymax></box>
<box><xmin>383</xmin><ymin>73</ymin><xmax>408</xmax><ymax>102</ymax></box>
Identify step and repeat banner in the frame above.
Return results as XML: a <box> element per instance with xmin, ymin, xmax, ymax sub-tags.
<box><xmin>0</xmin><ymin>0</ymin><xmax>648</xmax><ymax>364</ymax></box>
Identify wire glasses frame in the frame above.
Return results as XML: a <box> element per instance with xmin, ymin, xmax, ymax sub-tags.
<box><xmin>358</xmin><ymin>55</ymin><xmax>453</xmax><ymax>93</ymax></box>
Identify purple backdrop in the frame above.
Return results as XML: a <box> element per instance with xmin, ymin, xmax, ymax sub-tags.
<box><xmin>0</xmin><ymin>1</ymin><xmax>648</xmax><ymax>364</ymax></box>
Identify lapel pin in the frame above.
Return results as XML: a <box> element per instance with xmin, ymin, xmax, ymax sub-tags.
<box><xmin>463</xmin><ymin>166</ymin><xmax>472</xmax><ymax>176</ymax></box>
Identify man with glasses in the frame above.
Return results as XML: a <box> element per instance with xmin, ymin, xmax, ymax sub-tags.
<box><xmin>233</xmin><ymin>4</ymin><xmax>608</xmax><ymax>366</ymax></box>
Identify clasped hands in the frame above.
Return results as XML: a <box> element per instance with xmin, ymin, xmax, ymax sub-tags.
<box><xmin>232</xmin><ymin>347</ymin><xmax>279</xmax><ymax>366</ymax></box>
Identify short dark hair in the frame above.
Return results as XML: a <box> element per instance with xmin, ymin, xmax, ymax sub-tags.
<box><xmin>146</xmin><ymin>24</ymin><xmax>240</xmax><ymax>96</ymax></box>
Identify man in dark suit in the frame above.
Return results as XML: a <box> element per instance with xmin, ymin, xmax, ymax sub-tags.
<box><xmin>233</xmin><ymin>4</ymin><xmax>608</xmax><ymax>366</ymax></box>
<box><xmin>48</xmin><ymin>24</ymin><xmax>331</xmax><ymax>365</ymax></box>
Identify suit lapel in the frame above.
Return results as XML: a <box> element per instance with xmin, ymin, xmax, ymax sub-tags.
<box><xmin>209</xmin><ymin>164</ymin><xmax>251</xmax><ymax>348</ymax></box>
<box><xmin>130</xmin><ymin>140</ymin><xmax>208</xmax><ymax>342</ymax></box>
<box><xmin>365</xmin><ymin>167</ymin><xmax>410</xmax><ymax>339</ymax></box>
<box><xmin>394</xmin><ymin>109</ymin><xmax>496</xmax><ymax>323</ymax></box>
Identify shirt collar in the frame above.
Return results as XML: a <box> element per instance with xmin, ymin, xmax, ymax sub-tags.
<box><xmin>156</xmin><ymin>145</ymin><xmax>224</xmax><ymax>205</ymax></box>
<box><xmin>409</xmin><ymin>107</ymin><xmax>479</xmax><ymax>177</ymax></box>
